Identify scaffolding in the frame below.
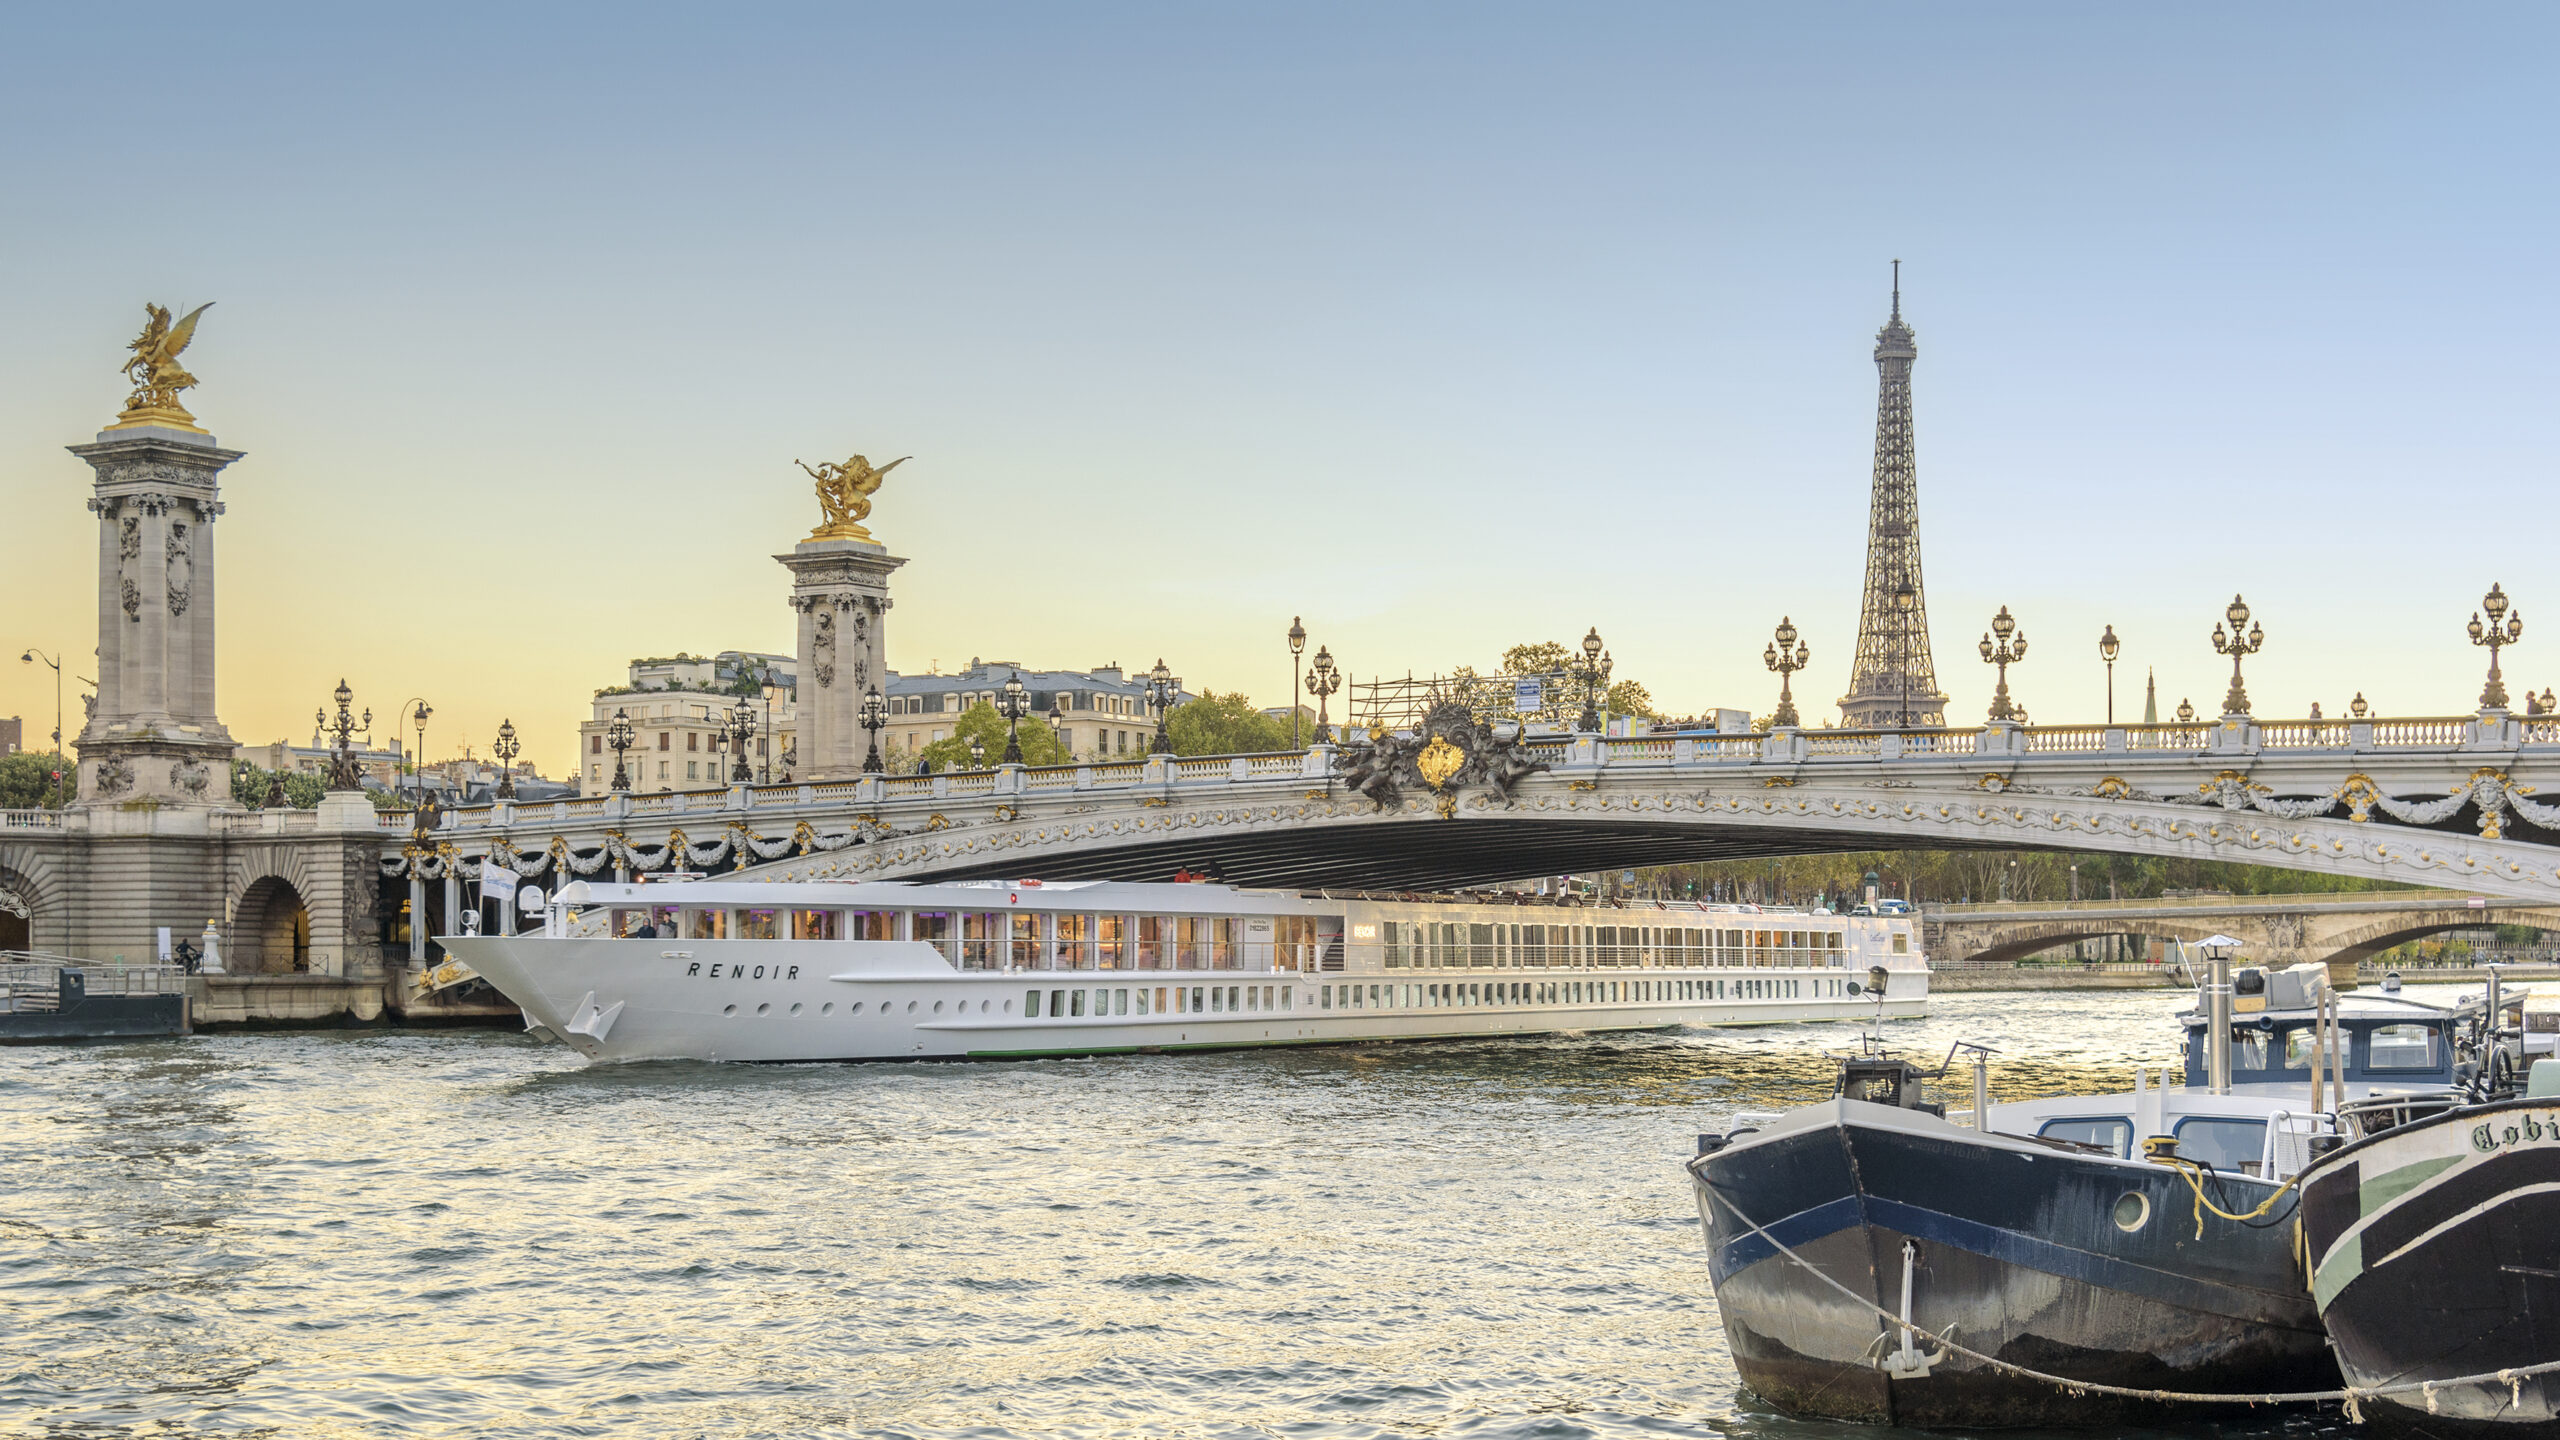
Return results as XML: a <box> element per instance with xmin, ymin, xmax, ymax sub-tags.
<box><xmin>1344</xmin><ymin>671</ymin><xmax>1574</xmax><ymax>732</ymax></box>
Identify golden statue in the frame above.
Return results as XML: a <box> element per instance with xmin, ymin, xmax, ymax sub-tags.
<box><xmin>793</xmin><ymin>452</ymin><xmax>908</xmax><ymax>543</ymax></box>
<box><xmin>112</xmin><ymin>302</ymin><xmax>214</xmax><ymax>433</ymax></box>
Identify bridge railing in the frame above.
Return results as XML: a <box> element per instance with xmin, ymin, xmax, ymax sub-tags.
<box><xmin>408</xmin><ymin>711</ymin><xmax>2541</xmax><ymax>839</ymax></box>
<box><xmin>0</xmin><ymin>810</ymin><xmax>67</xmax><ymax>830</ymax></box>
<box><xmin>1924</xmin><ymin>886</ymin><xmax>2484</xmax><ymax>916</ymax></box>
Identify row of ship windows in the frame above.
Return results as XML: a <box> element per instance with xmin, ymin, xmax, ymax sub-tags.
<box><xmin>712</xmin><ymin>975</ymin><xmax>1852</xmax><ymax>1020</ymax></box>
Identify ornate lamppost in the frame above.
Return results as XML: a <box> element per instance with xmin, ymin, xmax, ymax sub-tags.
<box><xmin>726</xmin><ymin>697</ymin><xmax>758</xmax><ymax>782</ymax></box>
<box><xmin>606</xmin><ymin>707</ymin><xmax>635</xmax><ymax>792</ymax></box>
<box><xmin>18</xmin><ymin>649</ymin><xmax>63</xmax><ymax>809</ymax></box>
<box><xmin>1287</xmin><ymin>616</ymin><xmax>1307</xmax><ymax>749</ymax></box>
<box><xmin>996</xmin><ymin>670</ymin><xmax>1031</xmax><ymax>765</ymax></box>
<box><xmin>1047</xmin><ymin>695</ymin><xmax>1068</xmax><ymax>755</ymax></box>
<box><xmin>967</xmin><ymin>733</ymin><xmax>987</xmax><ymax>770</ymax></box>
<box><xmin>2213</xmin><ymin>594</ymin><xmax>2263</xmax><ymax>717</ymax></box>
<box><xmin>1569</xmin><ymin>627</ymin><xmax>1612</xmax><ymax>733</ymax></box>
<box><xmin>492</xmin><ymin>718</ymin><xmax>519</xmax><ymax>799</ymax></box>
<box><xmin>1763</xmin><ymin>617</ymin><xmax>1809</xmax><ymax>729</ymax></box>
<box><xmin>2098</xmin><ymin>624</ymin><xmax>2121</xmax><ymax>725</ymax></box>
<box><xmin>318</xmin><ymin>680</ymin><xmax>371</xmax><ymax>791</ymax></box>
<box><xmin>859</xmin><ymin>687</ymin><xmax>887</xmax><ymax>773</ymax></box>
<box><xmin>2468</xmin><ymin>582</ymin><xmax>2524</xmax><ymax>713</ymax></box>
<box><xmin>1145</xmin><ymin>659</ymin><xmax>1180</xmax><ymax>754</ymax></box>
<box><xmin>1305</xmin><ymin>645</ymin><xmax>1341</xmax><ymax>743</ymax></box>
<box><xmin>2351</xmin><ymin>692</ymin><xmax>2371</xmax><ymax>719</ymax></box>
<box><xmin>402</xmin><ymin>696</ymin><xmax>434</xmax><ymax>802</ymax></box>
<box><xmin>2175</xmin><ymin>697</ymin><xmax>2197</xmax><ymax>725</ymax></box>
<box><xmin>1978</xmin><ymin>606</ymin><xmax>2027</xmax><ymax>721</ymax></box>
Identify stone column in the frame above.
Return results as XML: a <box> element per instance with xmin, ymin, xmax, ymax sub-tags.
<box><xmin>66</xmin><ymin>425</ymin><xmax>241</xmax><ymax>809</ymax></box>
<box><xmin>408</xmin><ymin>878</ymin><xmax>428</xmax><ymax>964</ymax></box>
<box><xmin>776</xmin><ymin>539</ymin><xmax>905</xmax><ymax>782</ymax></box>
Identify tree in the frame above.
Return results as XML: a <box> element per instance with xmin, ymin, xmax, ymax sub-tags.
<box><xmin>0</xmin><ymin>752</ymin><xmax>76</xmax><ymax>809</ymax></box>
<box><xmin>914</xmin><ymin>701</ymin><xmax>1073</xmax><ymax>772</ymax></box>
<box><xmin>1476</xmin><ymin>640</ymin><xmax>1653</xmax><ymax>724</ymax></box>
<box><xmin>228</xmin><ymin>760</ymin><xmax>326</xmax><ymax>810</ymax></box>
<box><xmin>1606</xmin><ymin>680</ymin><xmax>1658</xmax><ymax>720</ymax></box>
<box><xmin>1167</xmin><ymin>691</ymin><xmax>1300</xmax><ymax>756</ymax></box>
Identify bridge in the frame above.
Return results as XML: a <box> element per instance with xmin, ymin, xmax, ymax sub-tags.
<box><xmin>1924</xmin><ymin>886</ymin><xmax>2560</xmax><ymax>981</ymax></box>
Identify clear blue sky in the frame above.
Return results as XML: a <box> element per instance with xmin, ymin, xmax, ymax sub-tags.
<box><xmin>2</xmin><ymin>6</ymin><xmax>2551</xmax><ymax>771</ymax></box>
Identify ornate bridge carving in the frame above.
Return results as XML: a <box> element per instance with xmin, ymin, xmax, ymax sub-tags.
<box><xmin>391</xmin><ymin>713</ymin><xmax>2560</xmax><ymax>902</ymax></box>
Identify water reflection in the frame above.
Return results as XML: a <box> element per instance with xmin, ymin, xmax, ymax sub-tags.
<box><xmin>0</xmin><ymin>987</ymin><xmax>2391</xmax><ymax>1438</ymax></box>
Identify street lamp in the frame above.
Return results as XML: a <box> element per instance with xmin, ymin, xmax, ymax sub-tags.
<box><xmin>19</xmin><ymin>649</ymin><xmax>62</xmax><ymax>809</ymax></box>
<box><xmin>967</xmin><ymin>733</ymin><xmax>987</xmax><ymax>770</ymax></box>
<box><xmin>493</xmin><ymin>718</ymin><xmax>519</xmax><ymax>799</ymax></box>
<box><xmin>860</xmin><ymin>687</ymin><xmax>887</xmax><ymax>773</ymax></box>
<box><xmin>1287</xmin><ymin>616</ymin><xmax>1307</xmax><ymax>749</ymax></box>
<box><xmin>2351</xmin><ymin>692</ymin><xmax>2370</xmax><ymax>720</ymax></box>
<box><xmin>1892</xmin><ymin>578</ymin><xmax>1918</xmax><ymax>727</ymax></box>
<box><xmin>1570</xmin><ymin>627</ymin><xmax>1612</xmax><ymax>733</ymax></box>
<box><xmin>317</xmin><ymin>680</ymin><xmax>372</xmax><ymax>792</ymax></box>
<box><xmin>1047</xmin><ymin>695</ymin><xmax>1068</xmax><ymax>755</ymax></box>
<box><xmin>2175</xmin><ymin>697</ymin><xmax>2197</xmax><ymax>725</ymax></box>
<box><xmin>726</xmin><ymin>697</ymin><xmax>758</xmax><ymax>782</ymax></box>
<box><xmin>2468</xmin><ymin>582</ymin><xmax>2524</xmax><ymax>714</ymax></box>
<box><xmin>402</xmin><ymin>697</ymin><xmax>433</xmax><ymax>801</ymax></box>
<box><xmin>2098</xmin><ymin>624</ymin><xmax>2121</xmax><ymax>725</ymax></box>
<box><xmin>1978</xmin><ymin>606</ymin><xmax>2027</xmax><ymax>722</ymax></box>
<box><xmin>1145</xmin><ymin>659</ymin><xmax>1180</xmax><ymax>754</ymax></box>
<box><xmin>1305</xmin><ymin>645</ymin><xmax>1341</xmax><ymax>743</ymax></box>
<box><xmin>2212</xmin><ymin>594</ymin><xmax>2264</xmax><ymax>717</ymax></box>
<box><xmin>606</xmin><ymin>708</ymin><xmax>635</xmax><ymax>792</ymax></box>
<box><xmin>1763</xmin><ymin>617</ymin><xmax>1809</xmax><ymax>729</ymax></box>
<box><xmin>996</xmin><ymin>670</ymin><xmax>1031</xmax><ymax>765</ymax></box>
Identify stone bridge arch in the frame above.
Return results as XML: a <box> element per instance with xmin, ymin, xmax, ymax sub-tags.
<box><xmin>224</xmin><ymin>841</ymin><xmax>373</xmax><ymax>978</ymax></box>
<box><xmin>2303</xmin><ymin>906</ymin><xmax>2560</xmax><ymax>972</ymax></box>
<box><xmin>1930</xmin><ymin>916</ymin><xmax>2258</xmax><ymax>968</ymax></box>
<box><xmin>0</xmin><ymin>842</ymin><xmax>69</xmax><ymax>954</ymax></box>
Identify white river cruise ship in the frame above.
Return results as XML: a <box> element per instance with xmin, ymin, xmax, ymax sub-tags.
<box><xmin>443</xmin><ymin>878</ymin><xmax>1930</xmax><ymax>1063</ymax></box>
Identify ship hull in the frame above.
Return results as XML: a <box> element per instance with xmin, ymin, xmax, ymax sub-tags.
<box><xmin>1690</xmin><ymin>1102</ymin><xmax>2334</xmax><ymax>1427</ymax></box>
<box><xmin>2302</xmin><ymin>1098</ymin><xmax>2560</xmax><ymax>1432</ymax></box>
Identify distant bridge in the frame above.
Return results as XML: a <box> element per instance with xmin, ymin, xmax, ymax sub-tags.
<box><xmin>1924</xmin><ymin>887</ymin><xmax>2560</xmax><ymax>981</ymax></box>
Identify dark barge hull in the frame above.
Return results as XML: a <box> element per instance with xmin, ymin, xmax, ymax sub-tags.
<box><xmin>1688</xmin><ymin>1100</ymin><xmax>2335</xmax><ymax>1428</ymax></box>
<box><xmin>0</xmin><ymin>971</ymin><xmax>189</xmax><ymax>1043</ymax></box>
<box><xmin>2303</xmin><ymin>1097</ymin><xmax>2560</xmax><ymax>1432</ymax></box>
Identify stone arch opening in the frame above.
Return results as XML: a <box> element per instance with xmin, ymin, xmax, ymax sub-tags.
<box><xmin>234</xmin><ymin>875</ymin><xmax>311</xmax><ymax>974</ymax></box>
<box><xmin>0</xmin><ymin>889</ymin><xmax>28</xmax><ymax>953</ymax></box>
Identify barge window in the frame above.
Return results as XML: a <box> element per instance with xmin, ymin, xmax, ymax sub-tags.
<box><xmin>1026</xmin><ymin>989</ymin><xmax>1041</xmax><ymax>1015</ymax></box>
<box><xmin>1054</xmin><ymin>912</ymin><xmax>1093</xmax><ymax>970</ymax></box>
<box><xmin>1138</xmin><ymin>915</ymin><xmax>1167</xmax><ymax>969</ymax></box>
<box><xmin>1380</xmin><ymin>921</ymin><xmax>1401</xmax><ymax>968</ymax></box>
<box><xmin>2227</xmin><ymin>1028</ymin><xmax>2271</xmax><ymax>1070</ymax></box>
<box><xmin>963</xmin><ymin>913</ymin><xmax>1003</xmax><ymax>970</ymax></box>
<box><xmin>1096</xmin><ymin>914</ymin><xmax>1127</xmax><ymax>969</ymax></box>
<box><xmin>1177</xmin><ymin>916</ymin><xmax>1206</xmax><ymax>968</ymax></box>
<box><xmin>1012</xmin><ymin>913</ymin><xmax>1045</xmax><ymax>969</ymax></box>
<box><xmin>2038</xmin><ymin>1117</ymin><xmax>2133</xmax><ymax>1159</ymax></box>
<box><xmin>1115</xmin><ymin>988</ymin><xmax>1128</xmax><ymax>1015</ymax></box>
<box><xmin>684</xmin><ymin>908</ymin><xmax>728</xmax><ymax>940</ymax></box>
<box><xmin>1049</xmin><ymin>989</ymin><xmax>1067</xmax><ymax>1018</ymax></box>
<box><xmin>793</xmin><ymin>909</ymin><xmax>840</xmax><ymax>941</ymax></box>
<box><xmin>737</xmin><ymin>908</ymin><xmax>781</xmax><ymax>941</ymax></box>
<box><xmin>2366</xmin><ymin>1024</ymin><xmax>2440</xmax><ymax>1071</ymax></box>
<box><xmin>1192</xmin><ymin>987</ymin><xmax>1204</xmax><ymax>1013</ymax></box>
<box><xmin>845</xmin><ymin>910</ymin><xmax>895</xmax><ymax>942</ymax></box>
<box><xmin>2173</xmin><ymin>1116</ymin><xmax>2268</xmax><ymax>1174</ymax></box>
<box><xmin>912</xmin><ymin>911</ymin><xmax>954</xmax><ymax>962</ymax></box>
<box><xmin>1892</xmin><ymin>934</ymin><xmax>1909</xmax><ymax>954</ymax></box>
<box><xmin>2279</xmin><ymin>1026</ymin><xmax>2318</xmax><ymax>1069</ymax></box>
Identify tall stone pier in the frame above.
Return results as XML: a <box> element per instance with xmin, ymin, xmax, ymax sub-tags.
<box><xmin>778</xmin><ymin>538</ymin><xmax>904</xmax><ymax>779</ymax></box>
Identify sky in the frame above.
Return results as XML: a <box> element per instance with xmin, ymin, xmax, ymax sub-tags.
<box><xmin>2</xmin><ymin>5</ymin><xmax>2553</xmax><ymax>777</ymax></box>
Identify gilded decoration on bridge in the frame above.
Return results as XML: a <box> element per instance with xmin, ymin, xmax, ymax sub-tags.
<box><xmin>794</xmin><ymin>453</ymin><xmax>908</xmax><ymax>543</ymax></box>
<box><xmin>111</xmin><ymin>302</ymin><xmax>214</xmax><ymax>433</ymax></box>
<box><xmin>1333</xmin><ymin>698</ymin><xmax>1548</xmax><ymax>815</ymax></box>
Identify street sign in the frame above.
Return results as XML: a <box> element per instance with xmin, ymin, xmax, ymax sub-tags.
<box><xmin>1513</xmin><ymin>678</ymin><xmax>1542</xmax><ymax>711</ymax></box>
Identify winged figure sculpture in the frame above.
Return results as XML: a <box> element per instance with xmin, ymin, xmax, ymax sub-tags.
<box><xmin>794</xmin><ymin>452</ymin><xmax>909</xmax><ymax>542</ymax></box>
<box><xmin>115</xmin><ymin>302</ymin><xmax>214</xmax><ymax>428</ymax></box>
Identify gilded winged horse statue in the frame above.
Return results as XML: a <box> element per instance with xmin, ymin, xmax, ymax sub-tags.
<box><xmin>793</xmin><ymin>452</ymin><xmax>909</xmax><ymax>542</ymax></box>
<box><xmin>114</xmin><ymin>302</ymin><xmax>214</xmax><ymax>431</ymax></box>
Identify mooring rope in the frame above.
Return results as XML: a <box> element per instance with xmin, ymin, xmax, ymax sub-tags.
<box><xmin>1695</xmin><ymin>1172</ymin><xmax>2560</xmax><ymax>1416</ymax></box>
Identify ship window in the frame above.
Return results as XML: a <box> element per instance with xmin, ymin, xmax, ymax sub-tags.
<box><xmin>850</xmin><ymin>1002</ymin><xmax>865</xmax><ymax>1014</ymax></box>
<box><xmin>2173</xmin><ymin>1116</ymin><xmax>2268</xmax><ymax>1174</ymax></box>
<box><xmin>1114</xmin><ymin>988</ymin><xmax>1128</xmax><ymax>1015</ymax></box>
<box><xmin>820</xmin><ymin>1002</ymin><xmax>833</xmax><ymax>1015</ymax></box>
<box><xmin>2038</xmin><ymin>1117</ymin><xmax>2133</xmax><ymax>1159</ymax></box>
<box><xmin>912</xmin><ymin>910</ymin><xmax>953</xmax><ymax>961</ymax></box>
<box><xmin>792</xmin><ymin>909</ymin><xmax>839</xmax><ymax>941</ymax></box>
<box><xmin>1048</xmin><ymin>989</ymin><xmax>1066</xmax><ymax>1017</ymax></box>
<box><xmin>1054</xmin><ymin>913</ymin><xmax>1093</xmax><ymax>970</ymax></box>
<box><xmin>1136</xmin><ymin>988</ymin><xmax>1150</xmax><ymax>1015</ymax></box>
<box><xmin>737</xmin><ymin>908</ymin><xmax>781</xmax><ymax>941</ymax></box>
<box><xmin>755</xmin><ymin>1002</ymin><xmax>770</xmax><ymax>1016</ymax></box>
<box><xmin>1096</xmin><ymin>914</ymin><xmax>1127</xmax><ymax>969</ymax></box>
<box><xmin>1013</xmin><ymin>913</ymin><xmax>1045</xmax><ymax>969</ymax></box>
<box><xmin>2279</xmin><ymin>1026</ymin><xmax>2318</xmax><ymax>1070</ymax></box>
<box><xmin>1138</xmin><ymin>915</ymin><xmax>1169</xmax><ymax>969</ymax></box>
<box><xmin>1191</xmin><ymin>987</ymin><xmax>1204</xmax><ymax>1013</ymax></box>
<box><xmin>1025</xmin><ymin>991</ymin><xmax>1040</xmax><ymax>1014</ymax></box>
<box><xmin>722</xmin><ymin>1003</ymin><xmax>737</xmax><ymax>1015</ymax></box>
<box><xmin>1071</xmin><ymin>989</ymin><xmax>1086</xmax><ymax>1017</ymax></box>
<box><xmin>2366</xmin><ymin>1024</ymin><xmax>2440</xmax><ymax>1071</ymax></box>
<box><xmin>2228</xmin><ymin>1027</ymin><xmax>2272</xmax><ymax>1071</ymax></box>
<box><xmin>684</xmin><ymin>908</ymin><xmax>728</xmax><ymax>940</ymax></box>
<box><xmin>1282</xmin><ymin>987</ymin><xmax>1292</xmax><ymax>1010</ymax></box>
<box><xmin>1892</xmin><ymin>934</ymin><xmax>1908</xmax><ymax>954</ymax></box>
<box><xmin>1209</xmin><ymin>987</ymin><xmax>1221</xmax><ymax>1013</ymax></box>
<box><xmin>847</xmin><ymin>910</ymin><xmax>894</xmax><ymax>941</ymax></box>
<box><xmin>963</xmin><ymin>914</ymin><xmax>1004</xmax><ymax>969</ymax></box>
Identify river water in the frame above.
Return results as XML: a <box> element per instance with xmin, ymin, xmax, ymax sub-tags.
<box><xmin>8</xmin><ymin>983</ymin><xmax>2466</xmax><ymax>1440</ymax></box>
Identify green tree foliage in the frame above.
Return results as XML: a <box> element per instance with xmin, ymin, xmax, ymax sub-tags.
<box><xmin>914</xmin><ymin>701</ymin><xmax>1073</xmax><ymax>772</ymax></box>
<box><xmin>1606</xmin><ymin>680</ymin><xmax>1658</xmax><ymax>720</ymax></box>
<box><xmin>1471</xmin><ymin>640</ymin><xmax>1656</xmax><ymax>722</ymax></box>
<box><xmin>0</xmin><ymin>751</ymin><xmax>76</xmax><ymax>809</ymax></box>
<box><xmin>1635</xmin><ymin>848</ymin><xmax>2406</xmax><ymax>909</ymax></box>
<box><xmin>228</xmin><ymin>760</ymin><xmax>326</xmax><ymax>810</ymax></box>
<box><xmin>1167</xmin><ymin>691</ymin><xmax>1300</xmax><ymax>756</ymax></box>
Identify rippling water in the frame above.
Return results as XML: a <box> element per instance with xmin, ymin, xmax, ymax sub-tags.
<box><xmin>8</xmin><ymin>984</ymin><xmax>2471</xmax><ymax>1439</ymax></box>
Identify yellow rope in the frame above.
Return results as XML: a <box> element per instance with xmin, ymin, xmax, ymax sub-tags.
<box><xmin>2152</xmin><ymin>1154</ymin><xmax>2302</xmax><ymax>1239</ymax></box>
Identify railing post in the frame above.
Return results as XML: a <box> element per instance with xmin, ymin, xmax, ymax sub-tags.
<box><xmin>1143</xmin><ymin>753</ymin><xmax>1169</xmax><ymax>785</ymax></box>
<box><xmin>1673</xmin><ymin>737</ymin><xmax>1696</xmax><ymax>764</ymax></box>
<box><xmin>2102</xmin><ymin>726</ymin><xmax>2126</xmax><ymax>753</ymax></box>
<box><xmin>1074</xmin><ymin>765</ymin><xmax>1093</xmax><ymax>790</ymax></box>
<box><xmin>856</xmin><ymin>775</ymin><xmax>884</xmax><ymax>804</ymax></box>
<box><xmin>1878</xmin><ymin>733</ymin><xmax>1903</xmax><ymax>761</ymax></box>
<box><xmin>2347</xmin><ymin>721</ymin><xmax>2373</xmax><ymax>753</ymax></box>
<box><xmin>1303</xmin><ymin>744</ymin><xmax>1335</xmax><ymax>779</ymax></box>
<box><xmin>932</xmin><ymin>775</ymin><xmax>950</xmax><ymax>799</ymax></box>
<box><xmin>1230</xmin><ymin>757</ymin><xmax>1249</xmax><ymax>782</ymax></box>
<box><xmin>996</xmin><ymin>763</ymin><xmax>1025</xmax><ymax>794</ymax></box>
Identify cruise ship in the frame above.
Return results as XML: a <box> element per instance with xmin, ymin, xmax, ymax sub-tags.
<box><xmin>443</xmin><ymin>878</ymin><xmax>1930</xmax><ymax>1063</ymax></box>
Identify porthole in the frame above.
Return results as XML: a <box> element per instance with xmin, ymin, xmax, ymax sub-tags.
<box><xmin>2112</xmin><ymin>1191</ymin><xmax>2151</xmax><ymax>1232</ymax></box>
<box><xmin>1004</xmin><ymin>999</ymin><xmax>1014</xmax><ymax>1014</ymax></box>
<box><xmin>906</xmin><ymin>1000</ymin><xmax>917</xmax><ymax>1013</ymax></box>
<box><xmin>821</xmin><ymin>1002</ymin><xmax>834</xmax><ymax>1015</ymax></box>
<box><xmin>849</xmin><ymin>1001</ymin><xmax>864</xmax><ymax>1015</ymax></box>
<box><xmin>934</xmin><ymin>1000</ymin><xmax>945</xmax><ymax>1013</ymax></box>
<box><xmin>788</xmin><ymin>1002</ymin><xmax>803</xmax><ymax>1015</ymax></box>
<box><xmin>722</xmin><ymin>1003</ymin><xmax>738</xmax><ymax>1016</ymax></box>
<box><xmin>756</xmin><ymin>1002</ymin><xmax>772</xmax><ymax>1016</ymax></box>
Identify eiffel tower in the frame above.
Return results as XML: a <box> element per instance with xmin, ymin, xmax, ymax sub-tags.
<box><xmin>1838</xmin><ymin>263</ymin><xmax>1948</xmax><ymax>729</ymax></box>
